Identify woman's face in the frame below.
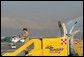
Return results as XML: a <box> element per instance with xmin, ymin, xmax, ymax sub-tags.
<box><xmin>23</xmin><ymin>30</ymin><xmax>26</xmax><ymax>33</ymax></box>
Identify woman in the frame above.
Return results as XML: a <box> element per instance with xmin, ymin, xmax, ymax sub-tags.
<box><xmin>21</xmin><ymin>28</ymin><xmax>29</xmax><ymax>55</ymax></box>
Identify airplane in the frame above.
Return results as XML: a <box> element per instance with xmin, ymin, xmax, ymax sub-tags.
<box><xmin>10</xmin><ymin>35</ymin><xmax>25</xmax><ymax>48</ymax></box>
<box><xmin>58</xmin><ymin>17</ymin><xmax>83</xmax><ymax>56</ymax></box>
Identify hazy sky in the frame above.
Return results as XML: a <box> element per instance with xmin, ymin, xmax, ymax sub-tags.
<box><xmin>1</xmin><ymin>1</ymin><xmax>83</xmax><ymax>37</ymax></box>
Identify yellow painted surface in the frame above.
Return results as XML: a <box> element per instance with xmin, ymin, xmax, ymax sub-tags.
<box><xmin>25</xmin><ymin>49</ymin><xmax>42</xmax><ymax>56</ymax></box>
<box><xmin>26</xmin><ymin>39</ymin><xmax>42</xmax><ymax>56</ymax></box>
<box><xmin>43</xmin><ymin>38</ymin><xmax>68</xmax><ymax>56</ymax></box>
<box><xmin>74</xmin><ymin>39</ymin><xmax>83</xmax><ymax>56</ymax></box>
<box><xmin>3</xmin><ymin>38</ymin><xmax>69</xmax><ymax>56</ymax></box>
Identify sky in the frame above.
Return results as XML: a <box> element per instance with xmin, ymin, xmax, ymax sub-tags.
<box><xmin>1</xmin><ymin>1</ymin><xmax>83</xmax><ymax>37</ymax></box>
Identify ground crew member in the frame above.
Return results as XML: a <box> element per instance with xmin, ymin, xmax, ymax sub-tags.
<box><xmin>21</xmin><ymin>28</ymin><xmax>29</xmax><ymax>55</ymax></box>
